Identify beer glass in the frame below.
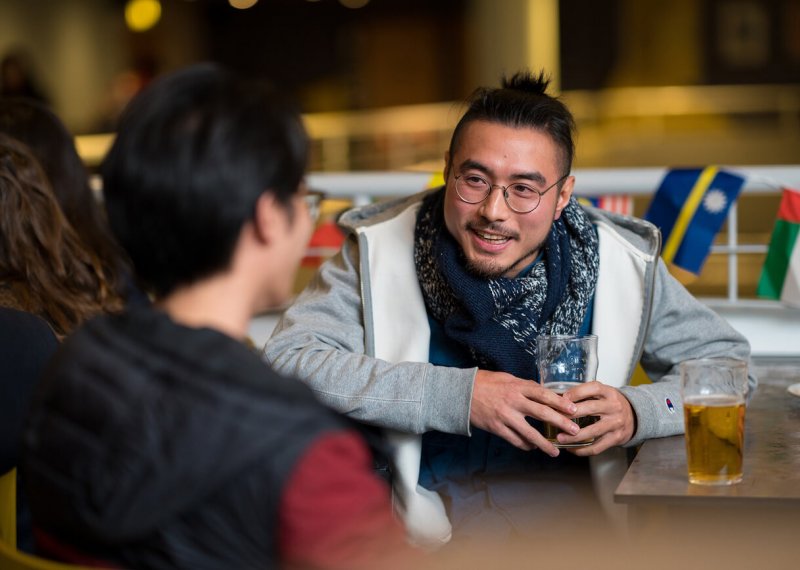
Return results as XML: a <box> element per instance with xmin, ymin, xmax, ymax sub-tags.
<box><xmin>536</xmin><ymin>334</ymin><xmax>598</xmax><ymax>447</ymax></box>
<box><xmin>680</xmin><ymin>358</ymin><xmax>748</xmax><ymax>485</ymax></box>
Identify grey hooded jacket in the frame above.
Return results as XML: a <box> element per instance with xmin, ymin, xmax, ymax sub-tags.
<box><xmin>265</xmin><ymin>190</ymin><xmax>755</xmax><ymax>546</ymax></box>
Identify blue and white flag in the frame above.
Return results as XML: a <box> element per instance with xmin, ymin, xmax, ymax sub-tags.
<box><xmin>644</xmin><ymin>167</ymin><xmax>746</xmax><ymax>275</ymax></box>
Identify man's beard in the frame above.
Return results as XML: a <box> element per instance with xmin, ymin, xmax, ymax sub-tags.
<box><xmin>464</xmin><ymin>244</ymin><xmax>543</xmax><ymax>279</ymax></box>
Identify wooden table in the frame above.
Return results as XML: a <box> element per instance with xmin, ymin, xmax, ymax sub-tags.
<box><xmin>613</xmin><ymin>362</ymin><xmax>800</xmax><ymax>563</ymax></box>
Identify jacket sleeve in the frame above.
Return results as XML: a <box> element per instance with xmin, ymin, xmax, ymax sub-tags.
<box><xmin>278</xmin><ymin>430</ymin><xmax>421</xmax><ymax>570</ymax></box>
<box><xmin>619</xmin><ymin>259</ymin><xmax>757</xmax><ymax>446</ymax></box>
<box><xmin>263</xmin><ymin>236</ymin><xmax>475</xmax><ymax>436</ymax></box>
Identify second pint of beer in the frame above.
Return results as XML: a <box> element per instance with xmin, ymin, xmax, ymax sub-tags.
<box><xmin>684</xmin><ymin>394</ymin><xmax>745</xmax><ymax>485</ymax></box>
<box><xmin>680</xmin><ymin>358</ymin><xmax>748</xmax><ymax>486</ymax></box>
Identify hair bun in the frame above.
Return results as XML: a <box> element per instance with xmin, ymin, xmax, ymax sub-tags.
<box><xmin>501</xmin><ymin>70</ymin><xmax>551</xmax><ymax>95</ymax></box>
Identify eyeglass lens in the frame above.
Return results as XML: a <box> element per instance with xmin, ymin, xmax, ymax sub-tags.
<box><xmin>455</xmin><ymin>177</ymin><xmax>541</xmax><ymax>213</ymax></box>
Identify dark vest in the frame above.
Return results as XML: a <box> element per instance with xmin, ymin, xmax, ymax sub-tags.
<box><xmin>23</xmin><ymin>308</ymin><xmax>349</xmax><ymax>570</ymax></box>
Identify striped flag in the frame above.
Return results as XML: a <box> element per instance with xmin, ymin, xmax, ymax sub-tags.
<box><xmin>578</xmin><ymin>195</ymin><xmax>633</xmax><ymax>216</ymax></box>
<box><xmin>756</xmin><ymin>187</ymin><xmax>800</xmax><ymax>307</ymax></box>
<box><xmin>644</xmin><ymin>167</ymin><xmax>746</xmax><ymax>275</ymax></box>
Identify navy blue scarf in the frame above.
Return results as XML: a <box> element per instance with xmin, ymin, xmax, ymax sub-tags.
<box><xmin>414</xmin><ymin>188</ymin><xmax>599</xmax><ymax>380</ymax></box>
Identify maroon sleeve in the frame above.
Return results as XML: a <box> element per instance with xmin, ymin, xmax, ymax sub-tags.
<box><xmin>278</xmin><ymin>430</ymin><xmax>422</xmax><ymax>569</ymax></box>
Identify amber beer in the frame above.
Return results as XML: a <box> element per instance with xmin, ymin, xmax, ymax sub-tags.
<box><xmin>684</xmin><ymin>394</ymin><xmax>745</xmax><ymax>485</ymax></box>
<box><xmin>543</xmin><ymin>381</ymin><xmax>597</xmax><ymax>447</ymax></box>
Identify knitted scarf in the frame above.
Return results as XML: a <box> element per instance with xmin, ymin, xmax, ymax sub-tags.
<box><xmin>414</xmin><ymin>188</ymin><xmax>599</xmax><ymax>380</ymax></box>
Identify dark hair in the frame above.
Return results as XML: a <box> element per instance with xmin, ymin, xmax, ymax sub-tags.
<box><xmin>101</xmin><ymin>63</ymin><xmax>309</xmax><ymax>298</ymax></box>
<box><xmin>0</xmin><ymin>134</ymin><xmax>123</xmax><ymax>337</ymax></box>
<box><xmin>448</xmin><ymin>70</ymin><xmax>576</xmax><ymax>176</ymax></box>
<box><xmin>0</xmin><ymin>98</ymin><xmax>128</xmax><ymax>297</ymax></box>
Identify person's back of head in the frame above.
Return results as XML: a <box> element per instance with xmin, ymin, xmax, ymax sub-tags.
<box><xmin>448</xmin><ymin>70</ymin><xmax>576</xmax><ymax>177</ymax></box>
<box><xmin>0</xmin><ymin>134</ymin><xmax>122</xmax><ymax>337</ymax></box>
<box><xmin>102</xmin><ymin>63</ymin><xmax>309</xmax><ymax>299</ymax></box>
<box><xmin>0</xmin><ymin>98</ymin><xmax>128</xmax><ymax>297</ymax></box>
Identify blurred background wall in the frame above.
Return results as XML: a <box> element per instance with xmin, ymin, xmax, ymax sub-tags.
<box><xmin>2</xmin><ymin>0</ymin><xmax>799</xmax><ymax>299</ymax></box>
<box><xmin>1</xmin><ymin>0</ymin><xmax>798</xmax><ymax>167</ymax></box>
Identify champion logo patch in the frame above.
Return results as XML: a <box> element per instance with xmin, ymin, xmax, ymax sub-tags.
<box><xmin>665</xmin><ymin>398</ymin><xmax>675</xmax><ymax>413</ymax></box>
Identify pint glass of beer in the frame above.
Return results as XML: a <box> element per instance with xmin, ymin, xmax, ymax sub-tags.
<box><xmin>536</xmin><ymin>334</ymin><xmax>598</xmax><ymax>447</ymax></box>
<box><xmin>680</xmin><ymin>358</ymin><xmax>748</xmax><ymax>485</ymax></box>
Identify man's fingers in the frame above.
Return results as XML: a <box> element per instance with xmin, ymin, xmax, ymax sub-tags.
<box><xmin>534</xmin><ymin>408</ymin><xmax>581</xmax><ymax>439</ymax></box>
<box><xmin>470</xmin><ymin>370</ymin><xmax>622</xmax><ymax>454</ymax></box>
<box><xmin>523</xmin><ymin>383</ymin><xmax>578</xmax><ymax>415</ymax></box>
<box><xmin>563</xmin><ymin>432</ymin><xmax>615</xmax><ymax>456</ymax></box>
<box><xmin>556</xmin><ymin>420</ymin><xmax>603</xmax><ymax>447</ymax></box>
<box><xmin>507</xmin><ymin>416</ymin><xmax>563</xmax><ymax>457</ymax></box>
<box><xmin>494</xmin><ymin>423</ymin><xmax>560</xmax><ymax>457</ymax></box>
<box><xmin>494</xmin><ymin>427</ymin><xmax>533</xmax><ymax>451</ymax></box>
<box><xmin>520</xmin><ymin>431</ymin><xmax>561</xmax><ymax>458</ymax></box>
<box><xmin>571</xmin><ymin>399</ymin><xmax>605</xmax><ymax>418</ymax></box>
<box><xmin>557</xmin><ymin>414</ymin><xmax>627</xmax><ymax>455</ymax></box>
<box><xmin>563</xmin><ymin>380</ymin><xmax>606</xmax><ymax>403</ymax></box>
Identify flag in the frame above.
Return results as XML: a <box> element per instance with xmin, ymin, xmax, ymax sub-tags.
<box><xmin>426</xmin><ymin>171</ymin><xmax>445</xmax><ymax>189</ymax></box>
<box><xmin>644</xmin><ymin>167</ymin><xmax>746</xmax><ymax>275</ymax></box>
<box><xmin>578</xmin><ymin>195</ymin><xmax>633</xmax><ymax>216</ymax></box>
<box><xmin>301</xmin><ymin>198</ymin><xmax>349</xmax><ymax>268</ymax></box>
<box><xmin>302</xmin><ymin>220</ymin><xmax>345</xmax><ymax>267</ymax></box>
<box><xmin>756</xmin><ymin>187</ymin><xmax>800</xmax><ymax>307</ymax></box>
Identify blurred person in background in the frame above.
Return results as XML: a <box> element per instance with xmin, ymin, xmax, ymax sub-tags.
<box><xmin>0</xmin><ymin>50</ymin><xmax>49</xmax><ymax>104</ymax></box>
<box><xmin>95</xmin><ymin>54</ymin><xmax>160</xmax><ymax>132</ymax></box>
<box><xmin>0</xmin><ymin>98</ymin><xmax>141</xmax><ymax>304</ymax></box>
<box><xmin>22</xmin><ymin>64</ymin><xmax>417</xmax><ymax>570</ymax></box>
<box><xmin>0</xmin><ymin>133</ymin><xmax>122</xmax><ymax>337</ymax></box>
<box><xmin>0</xmin><ymin>133</ymin><xmax>120</xmax><ymax>551</ymax></box>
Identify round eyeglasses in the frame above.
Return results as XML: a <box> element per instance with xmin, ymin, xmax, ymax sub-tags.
<box><xmin>453</xmin><ymin>172</ymin><xmax>569</xmax><ymax>214</ymax></box>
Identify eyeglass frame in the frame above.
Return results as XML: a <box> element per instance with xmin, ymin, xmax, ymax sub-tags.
<box><xmin>303</xmin><ymin>189</ymin><xmax>324</xmax><ymax>224</ymax></box>
<box><xmin>452</xmin><ymin>171</ymin><xmax>570</xmax><ymax>214</ymax></box>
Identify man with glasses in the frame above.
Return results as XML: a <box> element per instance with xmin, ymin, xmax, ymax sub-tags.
<box><xmin>265</xmin><ymin>71</ymin><xmax>753</xmax><ymax>547</ymax></box>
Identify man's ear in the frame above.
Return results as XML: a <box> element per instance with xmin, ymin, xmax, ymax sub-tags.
<box><xmin>553</xmin><ymin>175</ymin><xmax>575</xmax><ymax>220</ymax></box>
<box><xmin>443</xmin><ymin>151</ymin><xmax>451</xmax><ymax>182</ymax></box>
<box><xmin>252</xmin><ymin>192</ymin><xmax>282</xmax><ymax>245</ymax></box>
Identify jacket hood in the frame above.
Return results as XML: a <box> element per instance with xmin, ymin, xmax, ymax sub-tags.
<box><xmin>337</xmin><ymin>188</ymin><xmax>434</xmax><ymax>232</ymax></box>
<box><xmin>585</xmin><ymin>206</ymin><xmax>661</xmax><ymax>258</ymax></box>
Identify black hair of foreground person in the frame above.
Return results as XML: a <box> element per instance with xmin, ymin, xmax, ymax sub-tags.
<box><xmin>22</xmin><ymin>64</ymin><xmax>415</xmax><ymax>570</ymax></box>
<box><xmin>102</xmin><ymin>63</ymin><xmax>308</xmax><ymax>298</ymax></box>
